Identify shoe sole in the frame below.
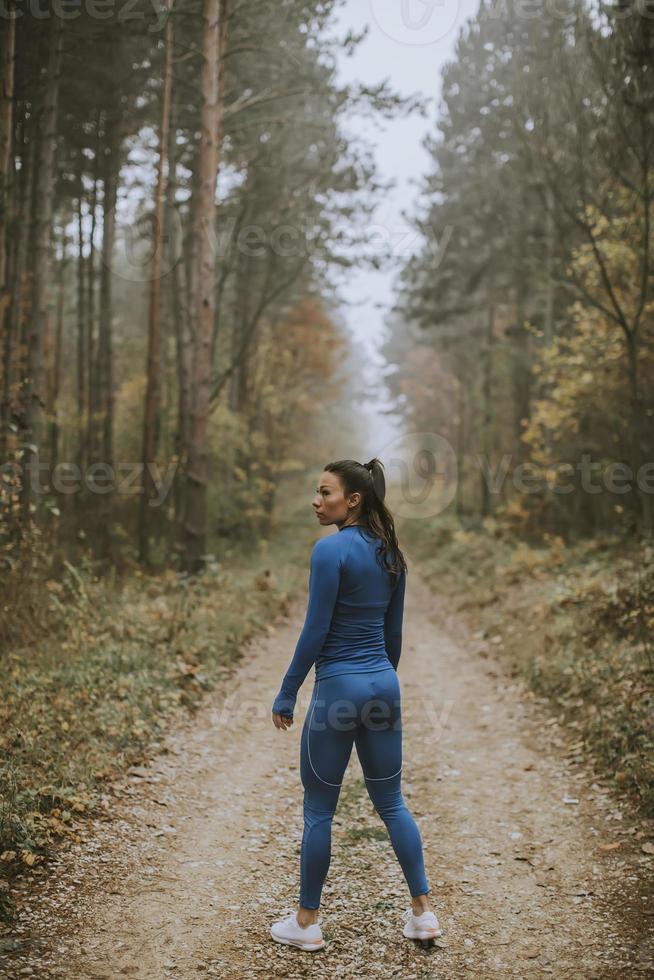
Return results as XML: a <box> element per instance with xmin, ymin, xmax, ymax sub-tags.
<box><xmin>403</xmin><ymin>925</ymin><xmax>443</xmax><ymax>940</ymax></box>
<box><xmin>271</xmin><ymin>931</ymin><xmax>326</xmax><ymax>952</ymax></box>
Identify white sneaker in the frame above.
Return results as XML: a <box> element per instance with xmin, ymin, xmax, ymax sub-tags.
<box><xmin>270</xmin><ymin>910</ymin><xmax>326</xmax><ymax>951</ymax></box>
<box><xmin>402</xmin><ymin>907</ymin><xmax>443</xmax><ymax>940</ymax></box>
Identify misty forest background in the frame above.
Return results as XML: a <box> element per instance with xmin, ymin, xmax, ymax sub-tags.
<box><xmin>0</xmin><ymin>0</ymin><xmax>653</xmax><ymax>913</ymax></box>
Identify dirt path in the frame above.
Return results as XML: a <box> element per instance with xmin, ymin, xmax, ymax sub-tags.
<box><xmin>4</xmin><ymin>569</ymin><xmax>653</xmax><ymax>978</ymax></box>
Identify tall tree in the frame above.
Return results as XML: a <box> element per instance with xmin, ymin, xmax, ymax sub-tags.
<box><xmin>139</xmin><ymin>0</ymin><xmax>175</xmax><ymax>566</ymax></box>
<box><xmin>179</xmin><ymin>0</ymin><xmax>226</xmax><ymax>573</ymax></box>
<box><xmin>0</xmin><ymin>2</ymin><xmax>16</xmax><ymax>325</ymax></box>
<box><xmin>20</xmin><ymin>14</ymin><xmax>63</xmax><ymax>524</ymax></box>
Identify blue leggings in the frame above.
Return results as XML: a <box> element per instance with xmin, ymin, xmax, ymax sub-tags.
<box><xmin>299</xmin><ymin>666</ymin><xmax>430</xmax><ymax>909</ymax></box>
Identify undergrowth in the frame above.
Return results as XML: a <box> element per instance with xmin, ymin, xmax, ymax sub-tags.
<box><xmin>0</xmin><ymin>522</ymin><xmax>312</xmax><ymax>922</ymax></box>
<box><xmin>401</xmin><ymin>513</ymin><xmax>654</xmax><ymax>818</ymax></box>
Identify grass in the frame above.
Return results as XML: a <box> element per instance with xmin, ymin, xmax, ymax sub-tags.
<box><xmin>400</xmin><ymin>512</ymin><xmax>654</xmax><ymax>818</ymax></box>
<box><xmin>345</xmin><ymin>826</ymin><xmax>388</xmax><ymax>842</ymax></box>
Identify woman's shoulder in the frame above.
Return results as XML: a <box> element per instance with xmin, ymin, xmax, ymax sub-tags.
<box><xmin>311</xmin><ymin>529</ymin><xmax>360</xmax><ymax>564</ymax></box>
<box><xmin>311</xmin><ymin>532</ymin><xmax>343</xmax><ymax>559</ymax></box>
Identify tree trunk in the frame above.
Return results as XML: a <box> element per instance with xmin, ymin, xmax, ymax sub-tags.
<box><xmin>455</xmin><ymin>367</ymin><xmax>466</xmax><ymax>517</ymax></box>
<box><xmin>511</xmin><ymin>183</ymin><xmax>531</xmax><ymax>464</ymax></box>
<box><xmin>179</xmin><ymin>0</ymin><xmax>225</xmax><ymax>573</ymax></box>
<box><xmin>20</xmin><ymin>16</ymin><xmax>63</xmax><ymax>524</ymax></box>
<box><xmin>48</xmin><ymin>241</ymin><xmax>66</xmax><ymax>467</ymax></box>
<box><xmin>228</xmin><ymin>246</ymin><xmax>251</xmax><ymax>413</ymax></box>
<box><xmin>75</xmin><ymin>186</ymin><xmax>87</xmax><ymax>469</ymax></box>
<box><xmin>171</xmin><ymin>160</ymin><xmax>192</xmax><ymax>532</ymax></box>
<box><xmin>1</xmin><ymin>81</ymin><xmax>30</xmax><ymax>459</ymax></box>
<box><xmin>542</xmin><ymin>182</ymin><xmax>555</xmax><ymax>461</ymax></box>
<box><xmin>94</xmin><ymin>112</ymin><xmax>121</xmax><ymax>558</ymax></box>
<box><xmin>139</xmin><ymin>0</ymin><xmax>174</xmax><ymax>566</ymax></box>
<box><xmin>480</xmin><ymin>274</ymin><xmax>495</xmax><ymax>517</ymax></box>
<box><xmin>86</xmin><ymin>114</ymin><xmax>101</xmax><ymax>465</ymax></box>
<box><xmin>0</xmin><ymin>2</ymin><xmax>16</xmax><ymax>328</ymax></box>
<box><xmin>164</xmin><ymin>76</ymin><xmax>193</xmax><ymax>536</ymax></box>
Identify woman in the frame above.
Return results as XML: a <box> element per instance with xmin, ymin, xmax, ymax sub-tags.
<box><xmin>270</xmin><ymin>458</ymin><xmax>442</xmax><ymax>951</ymax></box>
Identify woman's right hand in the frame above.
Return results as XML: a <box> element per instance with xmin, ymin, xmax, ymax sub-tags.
<box><xmin>272</xmin><ymin>711</ymin><xmax>294</xmax><ymax>731</ymax></box>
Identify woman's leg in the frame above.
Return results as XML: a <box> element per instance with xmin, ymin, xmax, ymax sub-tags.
<box><xmin>354</xmin><ymin>669</ymin><xmax>431</xmax><ymax>904</ymax></box>
<box><xmin>298</xmin><ymin>676</ymin><xmax>356</xmax><ymax>920</ymax></box>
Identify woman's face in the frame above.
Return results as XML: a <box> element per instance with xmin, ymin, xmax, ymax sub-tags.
<box><xmin>312</xmin><ymin>470</ymin><xmax>361</xmax><ymax>526</ymax></box>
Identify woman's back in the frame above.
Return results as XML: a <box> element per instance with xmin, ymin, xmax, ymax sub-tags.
<box><xmin>272</xmin><ymin>525</ymin><xmax>407</xmax><ymax>718</ymax></box>
<box><xmin>316</xmin><ymin>525</ymin><xmax>405</xmax><ymax>679</ymax></box>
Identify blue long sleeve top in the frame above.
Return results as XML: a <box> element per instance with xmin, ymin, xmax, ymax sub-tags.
<box><xmin>272</xmin><ymin>525</ymin><xmax>407</xmax><ymax>719</ymax></box>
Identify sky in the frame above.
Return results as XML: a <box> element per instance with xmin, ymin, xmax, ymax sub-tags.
<box><xmin>331</xmin><ymin>0</ymin><xmax>478</xmax><ymax>453</ymax></box>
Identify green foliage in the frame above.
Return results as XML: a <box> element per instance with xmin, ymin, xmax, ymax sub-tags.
<box><xmin>395</xmin><ymin>0</ymin><xmax>654</xmax><ymax>538</ymax></box>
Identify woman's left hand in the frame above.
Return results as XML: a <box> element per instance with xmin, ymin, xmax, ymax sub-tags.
<box><xmin>272</xmin><ymin>711</ymin><xmax>294</xmax><ymax>731</ymax></box>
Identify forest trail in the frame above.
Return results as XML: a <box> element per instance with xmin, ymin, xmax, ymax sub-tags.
<box><xmin>5</xmin><ymin>569</ymin><xmax>652</xmax><ymax>979</ymax></box>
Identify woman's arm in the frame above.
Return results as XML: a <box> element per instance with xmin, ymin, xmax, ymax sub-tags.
<box><xmin>384</xmin><ymin>566</ymin><xmax>407</xmax><ymax>670</ymax></box>
<box><xmin>272</xmin><ymin>537</ymin><xmax>341</xmax><ymax>719</ymax></box>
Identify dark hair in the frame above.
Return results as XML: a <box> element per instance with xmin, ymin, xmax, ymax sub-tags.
<box><xmin>323</xmin><ymin>457</ymin><xmax>407</xmax><ymax>583</ymax></box>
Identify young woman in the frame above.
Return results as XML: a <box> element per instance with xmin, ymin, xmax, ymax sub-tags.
<box><xmin>270</xmin><ymin>458</ymin><xmax>442</xmax><ymax>951</ymax></box>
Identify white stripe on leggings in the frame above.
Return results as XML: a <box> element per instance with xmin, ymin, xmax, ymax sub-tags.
<box><xmin>307</xmin><ymin>680</ymin><xmax>343</xmax><ymax>787</ymax></box>
<box><xmin>363</xmin><ymin>765</ymin><xmax>403</xmax><ymax>780</ymax></box>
